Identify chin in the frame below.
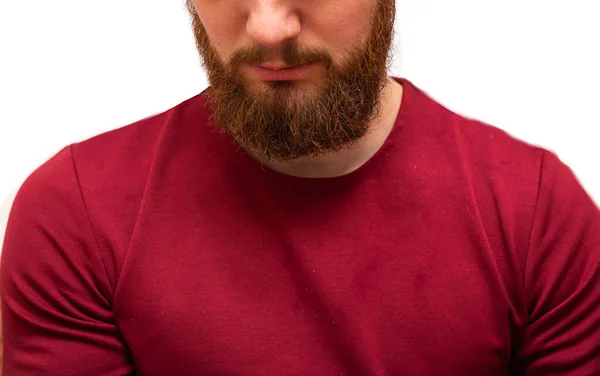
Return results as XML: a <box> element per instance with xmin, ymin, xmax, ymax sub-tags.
<box><xmin>247</xmin><ymin>80</ymin><xmax>321</xmax><ymax>102</ymax></box>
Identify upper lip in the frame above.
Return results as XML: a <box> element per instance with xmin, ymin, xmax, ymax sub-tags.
<box><xmin>257</xmin><ymin>63</ymin><xmax>307</xmax><ymax>70</ymax></box>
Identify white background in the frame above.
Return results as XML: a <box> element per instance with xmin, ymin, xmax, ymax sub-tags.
<box><xmin>1</xmin><ymin>0</ymin><xmax>599</xmax><ymax>246</ymax></box>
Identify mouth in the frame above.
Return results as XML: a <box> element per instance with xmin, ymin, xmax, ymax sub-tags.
<box><xmin>248</xmin><ymin>62</ymin><xmax>316</xmax><ymax>81</ymax></box>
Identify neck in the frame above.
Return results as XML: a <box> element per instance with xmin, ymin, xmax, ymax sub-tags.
<box><xmin>253</xmin><ymin>76</ymin><xmax>404</xmax><ymax>178</ymax></box>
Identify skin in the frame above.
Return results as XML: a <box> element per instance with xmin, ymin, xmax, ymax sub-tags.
<box><xmin>190</xmin><ymin>0</ymin><xmax>403</xmax><ymax>178</ymax></box>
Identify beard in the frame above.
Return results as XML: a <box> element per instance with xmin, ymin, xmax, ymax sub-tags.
<box><xmin>186</xmin><ymin>0</ymin><xmax>395</xmax><ymax>162</ymax></box>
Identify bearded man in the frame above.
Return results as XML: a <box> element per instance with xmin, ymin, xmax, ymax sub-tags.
<box><xmin>1</xmin><ymin>0</ymin><xmax>599</xmax><ymax>375</ymax></box>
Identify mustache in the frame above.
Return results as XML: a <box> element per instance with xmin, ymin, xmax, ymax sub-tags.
<box><xmin>228</xmin><ymin>42</ymin><xmax>334</xmax><ymax>69</ymax></box>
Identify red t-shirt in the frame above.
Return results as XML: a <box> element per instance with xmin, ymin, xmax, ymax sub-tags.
<box><xmin>2</xmin><ymin>78</ymin><xmax>599</xmax><ymax>375</ymax></box>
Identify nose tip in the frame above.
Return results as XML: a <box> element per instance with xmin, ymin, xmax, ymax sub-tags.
<box><xmin>246</xmin><ymin>6</ymin><xmax>301</xmax><ymax>47</ymax></box>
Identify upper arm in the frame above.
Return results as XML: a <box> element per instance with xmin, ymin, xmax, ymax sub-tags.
<box><xmin>511</xmin><ymin>150</ymin><xmax>600</xmax><ymax>375</ymax></box>
<box><xmin>1</xmin><ymin>146</ymin><xmax>134</xmax><ymax>375</ymax></box>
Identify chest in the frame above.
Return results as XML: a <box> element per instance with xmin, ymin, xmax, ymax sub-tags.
<box><xmin>113</xmin><ymin>197</ymin><xmax>514</xmax><ymax>375</ymax></box>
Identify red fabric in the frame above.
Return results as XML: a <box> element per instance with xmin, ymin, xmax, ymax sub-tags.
<box><xmin>2</xmin><ymin>78</ymin><xmax>599</xmax><ymax>375</ymax></box>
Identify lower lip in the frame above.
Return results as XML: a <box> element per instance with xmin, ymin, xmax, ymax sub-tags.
<box><xmin>248</xmin><ymin>63</ymin><xmax>315</xmax><ymax>81</ymax></box>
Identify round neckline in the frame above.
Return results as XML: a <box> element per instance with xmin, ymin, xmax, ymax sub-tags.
<box><xmin>225</xmin><ymin>77</ymin><xmax>415</xmax><ymax>189</ymax></box>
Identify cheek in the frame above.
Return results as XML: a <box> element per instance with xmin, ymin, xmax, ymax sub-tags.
<box><xmin>310</xmin><ymin>1</ymin><xmax>375</xmax><ymax>53</ymax></box>
<box><xmin>193</xmin><ymin>2</ymin><xmax>246</xmax><ymax>60</ymax></box>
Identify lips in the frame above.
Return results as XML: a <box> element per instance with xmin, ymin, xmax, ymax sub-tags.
<box><xmin>248</xmin><ymin>62</ymin><xmax>315</xmax><ymax>81</ymax></box>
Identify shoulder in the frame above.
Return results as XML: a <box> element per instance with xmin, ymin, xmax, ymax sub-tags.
<box><xmin>69</xmin><ymin>91</ymin><xmax>211</xmax><ymax>207</ymax></box>
<box><xmin>399</xmin><ymin>79</ymin><xmax>545</xmax><ymax>182</ymax></box>
<box><xmin>4</xmin><ymin>92</ymin><xmax>213</xmax><ymax>291</ymax></box>
<box><xmin>12</xmin><ymin>92</ymin><xmax>211</xmax><ymax>219</ymax></box>
<box><xmin>71</xmin><ymin>92</ymin><xmax>210</xmax><ymax>179</ymax></box>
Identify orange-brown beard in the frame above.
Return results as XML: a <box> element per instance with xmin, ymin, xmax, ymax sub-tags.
<box><xmin>186</xmin><ymin>0</ymin><xmax>395</xmax><ymax>162</ymax></box>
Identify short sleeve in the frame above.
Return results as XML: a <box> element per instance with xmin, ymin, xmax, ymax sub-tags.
<box><xmin>1</xmin><ymin>146</ymin><xmax>134</xmax><ymax>375</ymax></box>
<box><xmin>511</xmin><ymin>150</ymin><xmax>600</xmax><ymax>375</ymax></box>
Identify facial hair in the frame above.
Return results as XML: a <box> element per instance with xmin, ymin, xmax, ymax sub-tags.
<box><xmin>186</xmin><ymin>0</ymin><xmax>395</xmax><ymax>162</ymax></box>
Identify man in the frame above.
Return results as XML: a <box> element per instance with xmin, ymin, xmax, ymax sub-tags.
<box><xmin>1</xmin><ymin>0</ymin><xmax>599</xmax><ymax>374</ymax></box>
